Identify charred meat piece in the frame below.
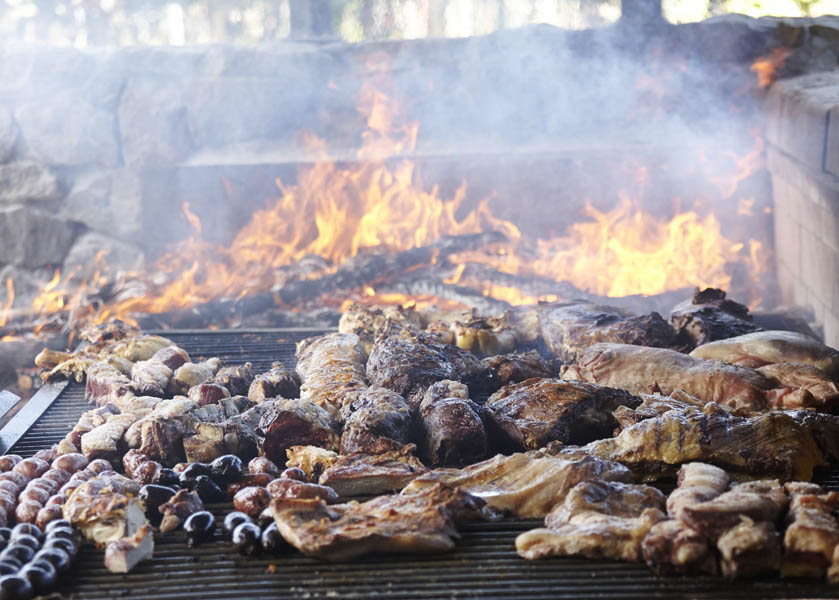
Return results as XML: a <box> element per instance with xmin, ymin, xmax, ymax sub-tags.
<box><xmin>80</xmin><ymin>319</ymin><xmax>141</xmax><ymax>345</ymax></box>
<box><xmin>182</xmin><ymin>408</ymin><xmax>261</xmax><ymax>464</ymax></box>
<box><xmin>151</xmin><ymin>346</ymin><xmax>190</xmax><ymax>370</ymax></box>
<box><xmin>104</xmin><ymin>523</ymin><xmax>154</xmax><ymax>573</ymax></box>
<box><xmin>482</xmin><ymin>350</ymin><xmax>553</xmax><ymax>391</ymax></box>
<box><xmin>782</xmin><ymin>482</ymin><xmax>839</xmax><ymax>578</ymax></box>
<box><xmin>296</xmin><ymin>333</ymin><xmax>368</xmax><ymax>416</ymax></box>
<box><xmin>667</xmin><ymin>462</ymin><xmax>730</xmax><ymax>520</ymax></box>
<box><xmin>266</xmin><ymin>478</ymin><xmax>339</xmax><ymax>503</ymax></box>
<box><xmin>248</xmin><ymin>362</ymin><xmax>300</xmax><ymax>403</ymax></box>
<box><xmin>757</xmin><ymin>363</ymin><xmax>839</xmax><ymax>411</ymax></box>
<box><xmin>67</xmin><ymin>404</ymin><xmax>121</xmax><ymax>450</ymax></box>
<box><xmin>259</xmin><ymin>399</ymin><xmax>341</xmax><ymax>466</ymax></box>
<box><xmin>188</xmin><ymin>383</ymin><xmax>231</xmax><ymax>407</ymax></box>
<box><xmin>539</xmin><ymin>302</ymin><xmax>678</xmax><ymax>363</ymax></box>
<box><xmin>612</xmin><ymin>391</ymin><xmax>705</xmax><ymax>431</ymax></box>
<box><xmin>642</xmin><ymin>520</ymin><xmax>716</xmax><ymax>575</ymax></box>
<box><xmin>319</xmin><ymin>441</ymin><xmax>428</xmax><ymax>496</ymax></box>
<box><xmin>562</xmin><ymin>343</ymin><xmax>775</xmax><ymax>413</ymax></box>
<box><xmin>785</xmin><ymin>410</ymin><xmax>839</xmax><ymax>462</ymax></box>
<box><xmin>271</xmin><ymin>483</ymin><xmax>486</xmax><ymax>561</ymax></box>
<box><xmin>85</xmin><ymin>362</ymin><xmax>136</xmax><ymax>408</ymax></box>
<box><xmin>212</xmin><ymin>363</ymin><xmax>254</xmax><ymax>397</ymax></box>
<box><xmin>679</xmin><ymin>480</ymin><xmax>788</xmax><ymax>540</ymax></box>
<box><xmin>403</xmin><ymin>451</ymin><xmax>632</xmax><ymax>518</ymax></box>
<box><xmin>285</xmin><ymin>446</ymin><xmax>338</xmax><ymax>482</ymax></box>
<box><xmin>367</xmin><ymin>324</ymin><xmax>485</xmax><ymax>409</ymax></box>
<box><xmin>159</xmin><ymin>489</ymin><xmax>204</xmax><ymax>533</ymax></box>
<box><xmin>131</xmin><ymin>360</ymin><xmax>173</xmax><ymax>398</ymax></box>
<box><xmin>585</xmin><ymin>404</ymin><xmax>826</xmax><ymax>481</ymax></box>
<box><xmin>690</xmin><ymin>330</ymin><xmax>839</xmax><ymax>377</ymax></box>
<box><xmin>717</xmin><ymin>518</ymin><xmax>781</xmax><ymax>579</ymax></box>
<box><xmin>63</xmin><ymin>473</ymin><xmax>145</xmax><ymax>544</ymax></box>
<box><xmin>122</xmin><ymin>450</ymin><xmax>162</xmax><ymax>486</ymax></box>
<box><xmin>670</xmin><ymin>287</ymin><xmax>760</xmax><ymax>348</ymax></box>
<box><xmin>486</xmin><ymin>378</ymin><xmax>640</xmax><ymax>450</ymax></box>
<box><xmin>339</xmin><ymin>303</ymin><xmax>425</xmax><ymax>354</ymax></box>
<box><xmin>340</xmin><ymin>387</ymin><xmax>415</xmax><ymax>455</ymax></box>
<box><xmin>81</xmin><ymin>411</ymin><xmax>152</xmax><ymax>463</ymax></box>
<box><xmin>516</xmin><ymin>480</ymin><xmax>666</xmax><ymax>562</ymax></box>
<box><xmin>112</xmin><ymin>335</ymin><xmax>175</xmax><ymax>363</ymax></box>
<box><xmin>169</xmin><ymin>358</ymin><xmax>222</xmax><ymax>395</ymax></box>
<box><xmin>420</xmin><ymin>383</ymin><xmax>488</xmax><ymax>467</ymax></box>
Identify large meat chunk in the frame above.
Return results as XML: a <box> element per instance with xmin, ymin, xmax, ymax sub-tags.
<box><xmin>367</xmin><ymin>325</ymin><xmax>487</xmax><ymax>409</ymax></box>
<box><xmin>756</xmin><ymin>362</ymin><xmax>839</xmax><ymax>411</ymax></box>
<box><xmin>296</xmin><ymin>333</ymin><xmax>368</xmax><ymax>417</ymax></box>
<box><xmin>482</xmin><ymin>350</ymin><xmax>554</xmax><ymax>391</ymax></box>
<box><xmin>339</xmin><ymin>303</ymin><xmax>425</xmax><ymax>354</ymax></box>
<box><xmin>104</xmin><ymin>524</ymin><xmax>154</xmax><ymax>574</ymax></box>
<box><xmin>130</xmin><ymin>359</ymin><xmax>173</xmax><ymax>398</ymax></box>
<box><xmin>690</xmin><ymin>330</ymin><xmax>839</xmax><ymax>376</ymax></box>
<box><xmin>340</xmin><ymin>387</ymin><xmax>415</xmax><ymax>455</ymax></box>
<box><xmin>782</xmin><ymin>482</ymin><xmax>839</xmax><ymax>579</ymax></box>
<box><xmin>259</xmin><ymin>399</ymin><xmax>341</xmax><ymax>466</ymax></box>
<box><xmin>717</xmin><ymin>518</ymin><xmax>781</xmax><ymax>579</ymax></box>
<box><xmin>485</xmin><ymin>378</ymin><xmax>640</xmax><ymax>451</ymax></box>
<box><xmin>86</xmin><ymin>362</ymin><xmax>137</xmax><ymax>408</ymax></box>
<box><xmin>63</xmin><ymin>473</ymin><xmax>145</xmax><ymax>544</ymax></box>
<box><xmin>248</xmin><ymin>362</ymin><xmax>300</xmax><ymax>403</ymax></box>
<box><xmin>562</xmin><ymin>343</ymin><xmax>775</xmax><ymax>413</ymax></box>
<box><xmin>319</xmin><ymin>441</ymin><xmax>428</xmax><ymax>496</ymax></box>
<box><xmin>402</xmin><ymin>451</ymin><xmax>632</xmax><ymax>518</ymax></box>
<box><xmin>539</xmin><ymin>302</ymin><xmax>678</xmax><ymax>363</ymax></box>
<box><xmin>425</xmin><ymin>311</ymin><xmax>518</xmax><ymax>357</ymax></box>
<box><xmin>612</xmin><ymin>392</ymin><xmax>705</xmax><ymax>431</ymax></box>
<box><xmin>211</xmin><ymin>363</ymin><xmax>254</xmax><ymax>396</ymax></box>
<box><xmin>169</xmin><ymin>358</ymin><xmax>222</xmax><ymax>395</ymax></box>
<box><xmin>670</xmin><ymin>288</ymin><xmax>760</xmax><ymax>347</ymax></box>
<box><xmin>272</xmin><ymin>483</ymin><xmax>486</xmax><ymax>561</ymax></box>
<box><xmin>420</xmin><ymin>381</ymin><xmax>488</xmax><ymax>467</ymax></box>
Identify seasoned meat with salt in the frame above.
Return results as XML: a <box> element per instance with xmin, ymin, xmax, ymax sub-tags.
<box><xmin>211</xmin><ymin>363</ymin><xmax>254</xmax><ymax>396</ymax></box>
<box><xmin>420</xmin><ymin>381</ymin><xmax>488</xmax><ymax>467</ymax></box>
<box><xmin>86</xmin><ymin>362</ymin><xmax>136</xmax><ymax>408</ymax></box>
<box><xmin>319</xmin><ymin>441</ymin><xmax>428</xmax><ymax>496</ymax></box>
<box><xmin>63</xmin><ymin>473</ymin><xmax>145</xmax><ymax>544</ymax></box>
<box><xmin>130</xmin><ymin>359</ymin><xmax>173</xmax><ymax>398</ymax></box>
<box><xmin>670</xmin><ymin>287</ymin><xmax>760</xmax><ymax>347</ymax></box>
<box><xmin>248</xmin><ymin>362</ymin><xmax>301</xmax><ymax>403</ymax></box>
<box><xmin>485</xmin><ymin>378</ymin><xmax>640</xmax><ymax>450</ymax></box>
<box><xmin>340</xmin><ymin>387</ymin><xmax>415</xmax><ymax>455</ymax></box>
<box><xmin>339</xmin><ymin>303</ymin><xmax>425</xmax><ymax>354</ymax></box>
<box><xmin>296</xmin><ymin>333</ymin><xmax>368</xmax><ymax>417</ymax></box>
<box><xmin>612</xmin><ymin>392</ymin><xmax>705</xmax><ymax>431</ymax></box>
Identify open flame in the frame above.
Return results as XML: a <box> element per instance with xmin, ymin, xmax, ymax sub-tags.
<box><xmin>751</xmin><ymin>47</ymin><xmax>789</xmax><ymax>89</ymax></box>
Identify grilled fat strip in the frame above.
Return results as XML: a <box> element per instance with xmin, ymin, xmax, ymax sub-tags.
<box><xmin>295</xmin><ymin>332</ymin><xmax>368</xmax><ymax>419</ymax></box>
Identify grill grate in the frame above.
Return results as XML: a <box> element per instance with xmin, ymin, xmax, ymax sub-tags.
<box><xmin>7</xmin><ymin>329</ymin><xmax>839</xmax><ymax>599</ymax></box>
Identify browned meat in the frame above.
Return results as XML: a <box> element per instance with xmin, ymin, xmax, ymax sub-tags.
<box><xmin>151</xmin><ymin>346</ymin><xmax>190</xmax><ymax>370</ymax></box>
<box><xmin>757</xmin><ymin>363</ymin><xmax>839</xmax><ymax>411</ymax></box>
<box><xmin>319</xmin><ymin>441</ymin><xmax>428</xmax><ymax>496</ymax></box>
<box><xmin>670</xmin><ymin>288</ymin><xmax>760</xmax><ymax>347</ymax></box>
<box><xmin>679</xmin><ymin>480</ymin><xmax>788</xmax><ymax>540</ymax></box>
<box><xmin>563</xmin><ymin>343</ymin><xmax>775</xmax><ymax>413</ymax></box>
<box><xmin>122</xmin><ymin>450</ymin><xmax>162</xmax><ymax>485</ymax></box>
<box><xmin>785</xmin><ymin>410</ymin><xmax>839</xmax><ymax>462</ymax></box>
<box><xmin>131</xmin><ymin>359</ymin><xmax>173</xmax><ymax>397</ymax></box>
<box><xmin>612</xmin><ymin>392</ymin><xmax>705</xmax><ymax>431</ymax></box>
<box><xmin>482</xmin><ymin>350</ymin><xmax>554</xmax><ymax>390</ymax></box>
<box><xmin>259</xmin><ymin>399</ymin><xmax>341</xmax><ymax>466</ymax></box>
<box><xmin>402</xmin><ymin>451</ymin><xmax>632</xmax><ymax>518</ymax></box>
<box><xmin>584</xmin><ymin>404</ymin><xmax>826</xmax><ymax>481</ymax></box>
<box><xmin>338</xmin><ymin>302</ymin><xmax>425</xmax><ymax>354</ymax></box>
<box><xmin>340</xmin><ymin>387</ymin><xmax>415</xmax><ymax>455</ymax></box>
<box><xmin>63</xmin><ymin>473</ymin><xmax>145</xmax><ymax>544</ymax></box>
<box><xmin>516</xmin><ymin>480</ymin><xmax>666</xmax><ymax>562</ymax></box>
<box><xmin>210</xmin><ymin>362</ymin><xmax>254</xmax><ymax>396</ymax></box>
<box><xmin>80</xmin><ymin>319</ymin><xmax>141</xmax><ymax>345</ymax></box>
<box><xmin>248</xmin><ymin>362</ymin><xmax>301</xmax><ymax>403</ymax></box>
<box><xmin>426</xmin><ymin>311</ymin><xmax>518</xmax><ymax>357</ymax></box>
<box><xmin>271</xmin><ymin>483</ymin><xmax>487</xmax><ymax>560</ymax></box>
<box><xmin>267</xmin><ymin>478</ymin><xmax>339</xmax><ymax>503</ymax></box>
<box><xmin>188</xmin><ymin>383</ymin><xmax>231</xmax><ymax>406</ymax></box>
<box><xmin>169</xmin><ymin>358</ymin><xmax>222</xmax><ymax>395</ymax></box>
<box><xmin>539</xmin><ymin>302</ymin><xmax>678</xmax><ymax>363</ymax></box>
<box><xmin>485</xmin><ymin>378</ymin><xmax>640</xmax><ymax>450</ymax></box>
<box><xmin>104</xmin><ymin>523</ymin><xmax>154</xmax><ymax>573</ymax></box>
<box><xmin>419</xmin><ymin>381</ymin><xmax>488</xmax><ymax>467</ymax></box>
<box><xmin>86</xmin><ymin>362</ymin><xmax>136</xmax><ymax>407</ymax></box>
<box><xmin>717</xmin><ymin>518</ymin><xmax>781</xmax><ymax>579</ymax></box>
<box><xmin>159</xmin><ymin>489</ymin><xmax>204</xmax><ymax>533</ymax></box>
<box><xmin>285</xmin><ymin>446</ymin><xmax>338</xmax><ymax>482</ymax></box>
<box><xmin>782</xmin><ymin>482</ymin><xmax>839</xmax><ymax>578</ymax></box>
<box><xmin>366</xmin><ymin>324</ymin><xmax>484</xmax><ymax>409</ymax></box>
<box><xmin>81</xmin><ymin>411</ymin><xmax>149</xmax><ymax>462</ymax></box>
<box><xmin>667</xmin><ymin>462</ymin><xmax>730</xmax><ymax>520</ymax></box>
<box><xmin>296</xmin><ymin>333</ymin><xmax>368</xmax><ymax>417</ymax></box>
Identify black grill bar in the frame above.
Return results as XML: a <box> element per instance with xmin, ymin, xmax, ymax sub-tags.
<box><xmin>5</xmin><ymin>329</ymin><xmax>839</xmax><ymax>599</ymax></box>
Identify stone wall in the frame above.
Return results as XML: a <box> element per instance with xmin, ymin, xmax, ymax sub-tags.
<box><xmin>0</xmin><ymin>14</ymin><xmax>838</xmax><ymax>312</ymax></box>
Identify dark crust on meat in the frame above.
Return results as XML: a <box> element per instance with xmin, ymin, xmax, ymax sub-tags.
<box><xmin>259</xmin><ymin>400</ymin><xmax>340</xmax><ymax>465</ymax></box>
<box><xmin>340</xmin><ymin>387</ymin><xmax>416</xmax><ymax>455</ymax></box>
<box><xmin>670</xmin><ymin>288</ymin><xmax>760</xmax><ymax>348</ymax></box>
<box><xmin>421</xmin><ymin>396</ymin><xmax>489</xmax><ymax>467</ymax></box>
<box><xmin>482</xmin><ymin>351</ymin><xmax>554</xmax><ymax>391</ymax></box>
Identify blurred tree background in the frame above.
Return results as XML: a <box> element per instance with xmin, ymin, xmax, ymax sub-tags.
<box><xmin>0</xmin><ymin>0</ymin><xmax>835</xmax><ymax>46</ymax></box>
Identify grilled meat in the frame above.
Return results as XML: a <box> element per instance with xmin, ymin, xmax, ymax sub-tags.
<box><xmin>402</xmin><ymin>451</ymin><xmax>632</xmax><ymax>518</ymax></box>
<box><xmin>717</xmin><ymin>518</ymin><xmax>782</xmax><ymax>579</ymax></box>
<box><xmin>584</xmin><ymin>404</ymin><xmax>826</xmax><ymax>481</ymax></box>
<box><xmin>188</xmin><ymin>383</ymin><xmax>231</xmax><ymax>406</ymax></box>
<box><xmin>169</xmin><ymin>358</ymin><xmax>222</xmax><ymax>395</ymax></box>
<box><xmin>340</xmin><ymin>387</ymin><xmax>415</xmax><ymax>455</ymax></box>
<box><xmin>211</xmin><ymin>363</ymin><xmax>254</xmax><ymax>396</ymax></box>
<box><xmin>296</xmin><ymin>332</ymin><xmax>368</xmax><ymax>417</ymax></box>
<box><xmin>271</xmin><ymin>483</ymin><xmax>486</xmax><ymax>561</ymax></box>
<box><xmin>612</xmin><ymin>392</ymin><xmax>705</xmax><ymax>431</ymax></box>
<box><xmin>86</xmin><ymin>362</ymin><xmax>137</xmax><ymax>408</ymax></box>
<box><xmin>248</xmin><ymin>362</ymin><xmax>301</xmax><ymax>403</ymax></box>
<box><xmin>63</xmin><ymin>473</ymin><xmax>145</xmax><ymax>544</ymax></box>
<box><xmin>339</xmin><ymin>303</ymin><xmax>425</xmax><ymax>354</ymax></box>
<box><xmin>485</xmin><ymin>378</ymin><xmax>640</xmax><ymax>450</ymax></box>
<box><xmin>690</xmin><ymin>330</ymin><xmax>839</xmax><ymax>377</ymax></box>
<box><xmin>367</xmin><ymin>324</ymin><xmax>485</xmax><ymax>409</ymax></box>
<box><xmin>426</xmin><ymin>311</ymin><xmax>518</xmax><ymax>357</ymax></box>
<box><xmin>482</xmin><ymin>350</ymin><xmax>553</xmax><ymax>391</ymax></box>
<box><xmin>81</xmin><ymin>410</ymin><xmax>151</xmax><ymax>462</ymax></box>
<box><xmin>516</xmin><ymin>480</ymin><xmax>666</xmax><ymax>562</ymax></box>
<box><xmin>782</xmin><ymin>482</ymin><xmax>839</xmax><ymax>578</ymax></box>
<box><xmin>285</xmin><ymin>446</ymin><xmax>339</xmax><ymax>482</ymax></box>
<box><xmin>319</xmin><ymin>441</ymin><xmax>428</xmax><ymax>496</ymax></box>
<box><xmin>151</xmin><ymin>345</ymin><xmax>190</xmax><ymax>370</ymax></box>
<box><xmin>667</xmin><ymin>462</ymin><xmax>730</xmax><ymax>520</ymax></box>
<box><xmin>159</xmin><ymin>489</ymin><xmax>204</xmax><ymax>533</ymax></box>
<box><xmin>182</xmin><ymin>401</ymin><xmax>263</xmax><ymax>464</ymax></box>
<box><xmin>259</xmin><ymin>399</ymin><xmax>341</xmax><ymax>466</ymax></box>
<box><xmin>130</xmin><ymin>359</ymin><xmax>173</xmax><ymax>398</ymax></box>
<box><xmin>757</xmin><ymin>363</ymin><xmax>839</xmax><ymax>411</ymax></box>
<box><xmin>538</xmin><ymin>302</ymin><xmax>678</xmax><ymax>363</ymax></box>
<box><xmin>122</xmin><ymin>449</ymin><xmax>162</xmax><ymax>485</ymax></box>
<box><xmin>104</xmin><ymin>523</ymin><xmax>154</xmax><ymax>573</ymax></box>
<box><xmin>562</xmin><ymin>343</ymin><xmax>776</xmax><ymax>413</ymax></box>
<box><xmin>670</xmin><ymin>288</ymin><xmax>760</xmax><ymax>347</ymax></box>
<box><xmin>420</xmin><ymin>381</ymin><xmax>488</xmax><ymax>467</ymax></box>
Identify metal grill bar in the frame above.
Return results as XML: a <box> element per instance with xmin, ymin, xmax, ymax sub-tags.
<box><xmin>6</xmin><ymin>329</ymin><xmax>839</xmax><ymax>599</ymax></box>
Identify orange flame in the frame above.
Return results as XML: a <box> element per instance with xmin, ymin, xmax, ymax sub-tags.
<box><xmin>0</xmin><ymin>278</ymin><xmax>14</xmax><ymax>328</ymax></box>
<box><xmin>751</xmin><ymin>47</ymin><xmax>789</xmax><ymax>89</ymax></box>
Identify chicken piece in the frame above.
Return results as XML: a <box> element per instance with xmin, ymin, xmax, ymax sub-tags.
<box><xmin>271</xmin><ymin>483</ymin><xmax>486</xmax><ymax>561</ymax></box>
<box><xmin>79</xmin><ymin>319</ymin><xmax>141</xmax><ymax>345</ymax></box>
<box><xmin>104</xmin><ymin>524</ymin><xmax>154</xmax><ymax>574</ymax></box>
<box><xmin>36</xmin><ymin>350</ymin><xmax>93</xmax><ymax>383</ymax></box>
<box><xmin>642</xmin><ymin>520</ymin><xmax>716</xmax><ymax>575</ymax></box>
<box><xmin>248</xmin><ymin>362</ymin><xmax>300</xmax><ymax>403</ymax></box>
<box><xmin>717</xmin><ymin>518</ymin><xmax>781</xmax><ymax>579</ymax></box>
<box><xmin>211</xmin><ymin>363</ymin><xmax>254</xmax><ymax>396</ymax></box>
<box><xmin>169</xmin><ymin>358</ymin><xmax>222</xmax><ymax>395</ymax></box>
<box><xmin>286</xmin><ymin>445</ymin><xmax>338</xmax><ymax>482</ymax></box>
<box><xmin>340</xmin><ymin>387</ymin><xmax>415</xmax><ymax>455</ymax></box>
<box><xmin>402</xmin><ymin>451</ymin><xmax>632</xmax><ymax>518</ymax></box>
<box><xmin>782</xmin><ymin>482</ymin><xmax>839</xmax><ymax>578</ymax></box>
<box><xmin>486</xmin><ymin>378</ymin><xmax>640</xmax><ymax>451</ymax></box>
<box><xmin>539</xmin><ymin>302</ymin><xmax>678</xmax><ymax>363</ymax></box>
<box><xmin>516</xmin><ymin>480</ymin><xmax>666</xmax><ymax>562</ymax></box>
<box><xmin>612</xmin><ymin>392</ymin><xmax>705</xmax><ymax>431</ymax></box>
<box><xmin>679</xmin><ymin>480</ymin><xmax>787</xmax><ymax>540</ymax></box>
<box><xmin>669</xmin><ymin>287</ymin><xmax>760</xmax><ymax>348</ymax></box>
<box><xmin>339</xmin><ymin>303</ymin><xmax>425</xmax><ymax>354</ymax></box>
<box><xmin>420</xmin><ymin>382</ymin><xmax>488</xmax><ymax>467</ymax></box>
<box><xmin>756</xmin><ymin>362</ymin><xmax>839</xmax><ymax>411</ymax></box>
<box><xmin>159</xmin><ymin>489</ymin><xmax>203</xmax><ymax>533</ymax></box>
<box><xmin>85</xmin><ymin>362</ymin><xmax>137</xmax><ymax>408</ymax></box>
<box><xmin>319</xmin><ymin>441</ymin><xmax>428</xmax><ymax>496</ymax></box>
<box><xmin>367</xmin><ymin>324</ymin><xmax>486</xmax><ymax>409</ymax></box>
<box><xmin>130</xmin><ymin>360</ymin><xmax>173</xmax><ymax>398</ymax></box>
<box><xmin>63</xmin><ymin>473</ymin><xmax>145</xmax><ymax>544</ymax></box>
<box><xmin>296</xmin><ymin>332</ymin><xmax>368</xmax><ymax>416</ymax></box>
<box><xmin>584</xmin><ymin>404</ymin><xmax>826</xmax><ymax>481</ymax></box>
<box><xmin>259</xmin><ymin>399</ymin><xmax>341</xmax><ymax>466</ymax></box>
<box><xmin>482</xmin><ymin>350</ymin><xmax>553</xmax><ymax>391</ymax></box>
<box><xmin>562</xmin><ymin>343</ymin><xmax>776</xmax><ymax>413</ymax></box>
<box><xmin>690</xmin><ymin>330</ymin><xmax>839</xmax><ymax>377</ymax></box>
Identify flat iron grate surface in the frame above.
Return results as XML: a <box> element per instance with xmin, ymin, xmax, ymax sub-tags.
<box><xmin>9</xmin><ymin>329</ymin><xmax>839</xmax><ymax>599</ymax></box>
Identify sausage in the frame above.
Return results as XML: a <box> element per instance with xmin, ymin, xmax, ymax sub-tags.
<box><xmin>86</xmin><ymin>459</ymin><xmax>113</xmax><ymax>474</ymax></box>
<box><xmin>0</xmin><ymin>471</ymin><xmax>30</xmax><ymax>491</ymax></box>
<box><xmin>33</xmin><ymin>446</ymin><xmax>58</xmax><ymax>463</ymax></box>
<box><xmin>24</xmin><ymin>479</ymin><xmax>58</xmax><ymax>496</ymax></box>
<box><xmin>232</xmin><ymin>487</ymin><xmax>271</xmax><ymax>518</ymax></box>
<box><xmin>51</xmin><ymin>453</ymin><xmax>88</xmax><ymax>473</ymax></box>
<box><xmin>0</xmin><ymin>481</ymin><xmax>18</xmax><ymax>497</ymax></box>
<box><xmin>18</xmin><ymin>487</ymin><xmax>49</xmax><ymax>506</ymax></box>
<box><xmin>36</xmin><ymin>505</ymin><xmax>64</xmax><ymax>530</ymax></box>
<box><xmin>0</xmin><ymin>456</ymin><xmax>22</xmax><ymax>472</ymax></box>
<box><xmin>247</xmin><ymin>457</ymin><xmax>281</xmax><ymax>478</ymax></box>
<box><xmin>227</xmin><ymin>474</ymin><xmax>273</xmax><ymax>496</ymax></box>
<box><xmin>123</xmin><ymin>450</ymin><xmax>162</xmax><ymax>485</ymax></box>
<box><xmin>15</xmin><ymin>500</ymin><xmax>42</xmax><ymax>524</ymax></box>
<box><xmin>41</xmin><ymin>469</ymin><xmax>71</xmax><ymax>487</ymax></box>
<box><xmin>45</xmin><ymin>494</ymin><xmax>66</xmax><ymax>508</ymax></box>
<box><xmin>13</xmin><ymin>458</ymin><xmax>49</xmax><ymax>479</ymax></box>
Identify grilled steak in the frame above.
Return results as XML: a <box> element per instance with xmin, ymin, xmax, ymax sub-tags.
<box><xmin>482</xmin><ymin>350</ymin><xmax>554</xmax><ymax>390</ymax></box>
<box><xmin>296</xmin><ymin>332</ymin><xmax>368</xmax><ymax>417</ymax></box>
<box><xmin>340</xmin><ymin>387</ymin><xmax>415</xmax><ymax>455</ymax></box>
<box><xmin>419</xmin><ymin>381</ymin><xmax>488</xmax><ymax>467</ymax></box>
<box><xmin>670</xmin><ymin>288</ymin><xmax>760</xmax><ymax>347</ymax></box>
<box><xmin>259</xmin><ymin>399</ymin><xmax>341</xmax><ymax>466</ymax></box>
<box><xmin>318</xmin><ymin>441</ymin><xmax>428</xmax><ymax>496</ymax></box>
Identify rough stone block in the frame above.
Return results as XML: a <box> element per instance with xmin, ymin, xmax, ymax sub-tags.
<box><xmin>0</xmin><ymin>206</ymin><xmax>76</xmax><ymax>268</ymax></box>
<box><xmin>824</xmin><ymin>311</ymin><xmax>839</xmax><ymax>349</ymax></box>
<box><xmin>15</xmin><ymin>92</ymin><xmax>120</xmax><ymax>167</ymax></box>
<box><xmin>0</xmin><ymin>161</ymin><xmax>58</xmax><ymax>204</ymax></box>
<box><xmin>61</xmin><ymin>170</ymin><xmax>143</xmax><ymax>241</ymax></box>
<box><xmin>0</xmin><ymin>106</ymin><xmax>16</xmax><ymax>164</ymax></box>
<box><xmin>62</xmin><ymin>231</ymin><xmax>144</xmax><ymax>280</ymax></box>
<box><xmin>800</xmin><ymin>235</ymin><xmax>837</xmax><ymax>313</ymax></box>
<box><xmin>767</xmin><ymin>147</ymin><xmax>839</xmax><ymax>214</ymax></box>
<box><xmin>771</xmin><ymin>176</ymin><xmax>802</xmax><ymax>274</ymax></box>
